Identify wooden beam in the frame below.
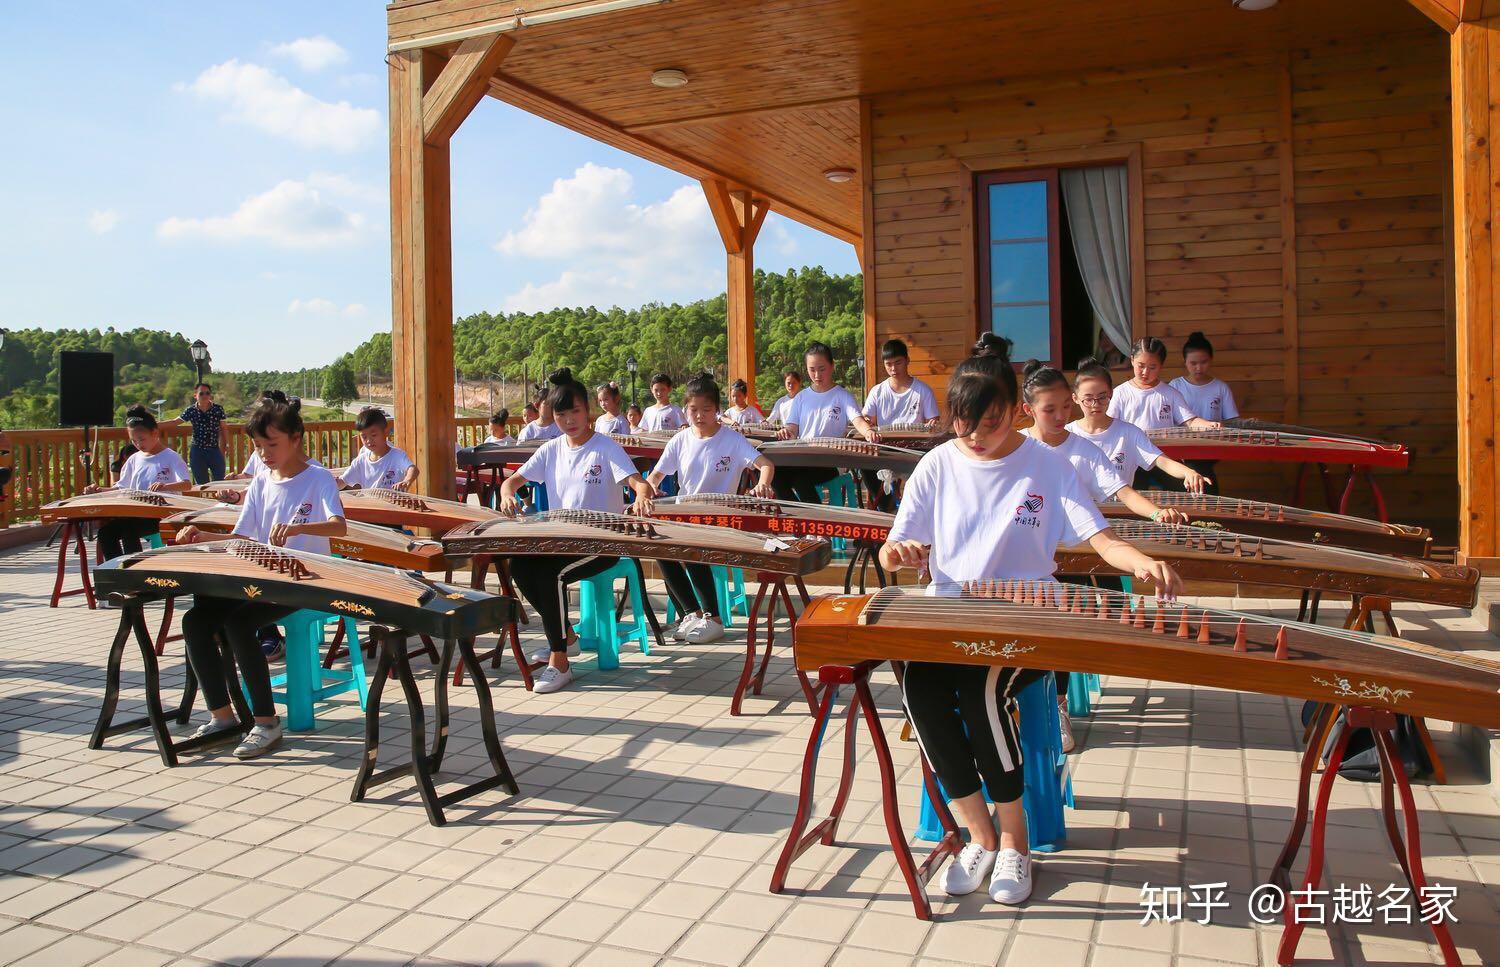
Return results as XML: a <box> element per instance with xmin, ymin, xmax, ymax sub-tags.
<box><xmin>702</xmin><ymin>181</ymin><xmax>763</xmax><ymax>402</ymax></box>
<box><xmin>1411</xmin><ymin>0</ymin><xmax>1462</xmax><ymax>31</ymax></box>
<box><xmin>422</xmin><ymin>33</ymin><xmax>515</xmax><ymax>144</ymax></box>
<box><xmin>702</xmin><ymin>178</ymin><xmax>743</xmax><ymax>254</ymax></box>
<box><xmin>859</xmin><ymin>98</ymin><xmax>878</xmax><ymax>393</ymax></box>
<box><xmin>1277</xmin><ymin>51</ymin><xmax>1300</xmax><ymax>424</ymax></box>
<box><xmin>625</xmin><ymin>95</ymin><xmax>860</xmax><ymax>132</ymax></box>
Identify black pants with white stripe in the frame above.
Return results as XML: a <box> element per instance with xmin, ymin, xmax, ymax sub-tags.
<box><xmin>660</xmin><ymin>561</ymin><xmax>718</xmax><ymax>617</ymax></box>
<box><xmin>902</xmin><ymin>662</ymin><xmax>1043</xmax><ymax>805</ymax></box>
<box><xmin>510</xmin><ymin>554</ymin><xmax>622</xmax><ymax>653</ymax></box>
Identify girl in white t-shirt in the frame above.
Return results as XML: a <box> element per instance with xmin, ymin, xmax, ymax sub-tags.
<box><xmin>594</xmin><ymin>382</ymin><xmax>631</xmax><ymax>435</ymax></box>
<box><xmin>647</xmin><ymin>374</ymin><xmax>775</xmax><ymax>644</ymax></box>
<box><xmin>484</xmin><ymin>409</ymin><xmax>517</xmax><ymax>446</ymax></box>
<box><xmin>860</xmin><ymin>338</ymin><xmax>940</xmax><ymax>510</ymax></box>
<box><xmin>626</xmin><ymin>404</ymin><xmax>644</xmax><ymax>432</ymax></box>
<box><xmin>880</xmin><ymin>351</ymin><xmax>1182</xmax><ymax>908</ymax></box>
<box><xmin>1070</xmin><ymin>358</ymin><xmax>1209</xmax><ymax>494</ymax></box>
<box><xmin>722</xmin><ymin>379</ymin><xmax>765</xmax><ymax>427</ymax></box>
<box><xmin>774</xmin><ymin>342</ymin><xmax>879</xmax><ymax>502</ymax></box>
<box><xmin>498</xmin><ymin>369</ymin><xmax>656</xmax><ymax>695</ymax></box>
<box><xmin>84</xmin><ymin>405</ymin><xmax>193</xmax><ymax>560</ymax></box>
<box><xmin>172</xmin><ymin>395</ymin><xmax>348</xmax><ymax>760</ymax></box>
<box><xmin>766</xmin><ymin>370</ymin><xmax>803</xmax><ymax>425</ymax></box>
<box><xmin>1108</xmin><ymin>337</ymin><xmax>1220</xmax><ymax>436</ymax></box>
<box><xmin>641</xmin><ymin>373</ymin><xmax>687</xmax><ymax>432</ymax></box>
<box><xmin>1169</xmin><ymin>331</ymin><xmax>1238</xmax><ymax>496</ymax></box>
<box><xmin>518</xmin><ymin>398</ymin><xmax>564</xmax><ymax>444</ymax></box>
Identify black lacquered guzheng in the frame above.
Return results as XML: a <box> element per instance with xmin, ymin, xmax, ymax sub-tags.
<box><xmin>757</xmin><ymin>438</ymin><xmax>924</xmax><ymax>474</ymax></box>
<box><xmin>158</xmin><ymin>507</ymin><xmax>450</xmax><ymax>572</ymax></box>
<box><xmin>456</xmin><ymin>440</ymin><xmax>546</xmax><ymax>469</ymax></box>
<box><xmin>93</xmin><ymin>541</ymin><xmax>512</xmax><ymax>639</ymax></box>
<box><xmin>339</xmin><ymin>488</ymin><xmax>501</xmax><ymax>533</ymax></box>
<box><xmin>1096</xmin><ymin>492</ymin><xmax>1431</xmax><ymax>557</ymax></box>
<box><xmin>606</xmin><ymin>434</ymin><xmax>670</xmax><ymax>459</ymax></box>
<box><xmin>652</xmin><ymin>494</ymin><xmax>894</xmax><ymax>543</ymax></box>
<box><xmin>40</xmin><ymin>490</ymin><xmax>218</xmax><ymax>523</ymax></box>
<box><xmin>441</xmin><ymin>509</ymin><xmax>831</xmax><ymax>575</ymax></box>
<box><xmin>854</xmin><ymin>423</ymin><xmax>953</xmax><ymax>451</ymax></box>
<box><xmin>794</xmin><ymin>583</ymin><xmax>1500</xmax><ymax>729</ymax></box>
<box><xmin>1062</xmin><ymin>521</ymin><xmax>1478</xmax><ymax>608</ymax></box>
<box><xmin>1149</xmin><ymin>425</ymin><xmax>1409</xmax><ymax>469</ymax></box>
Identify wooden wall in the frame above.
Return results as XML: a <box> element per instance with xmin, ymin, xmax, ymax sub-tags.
<box><xmin>866</xmin><ymin>33</ymin><xmax>1456</xmax><ymax>533</ymax></box>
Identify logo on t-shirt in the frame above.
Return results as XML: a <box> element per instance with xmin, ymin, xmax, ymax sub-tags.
<box><xmin>584</xmin><ymin>463</ymin><xmax>602</xmax><ymax>483</ymax></box>
<box><xmin>156</xmin><ymin>467</ymin><xmax>171</xmax><ymax>480</ymax></box>
<box><xmin>1158</xmin><ymin>400</ymin><xmax>1172</xmax><ymax>419</ymax></box>
<box><xmin>830</xmin><ymin>404</ymin><xmax>842</xmax><ymax>419</ymax></box>
<box><xmin>292</xmin><ymin>500</ymin><xmax>313</xmax><ymax>525</ymax></box>
<box><xmin>380</xmin><ymin>469</ymin><xmax>397</xmax><ymax>486</ymax></box>
<box><xmin>713</xmin><ymin>455</ymin><xmax>732</xmax><ymax>473</ymax></box>
<box><xmin>1209</xmin><ymin>398</ymin><xmax>1221</xmax><ymax>414</ymax></box>
<box><xmin>1014</xmin><ymin>491</ymin><xmax>1044</xmax><ymax>528</ymax></box>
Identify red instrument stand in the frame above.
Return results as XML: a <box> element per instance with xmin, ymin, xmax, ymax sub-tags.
<box><xmin>1291</xmin><ymin>463</ymin><xmax>1389</xmax><ymax>523</ymax></box>
<box><xmin>49</xmin><ymin>521</ymin><xmax>97</xmax><ymax>609</ymax></box>
<box><xmin>771</xmin><ymin>660</ymin><xmax>962</xmax><ymax>920</ymax></box>
<box><xmin>1271</xmin><ymin>704</ymin><xmax>1459</xmax><ymax>966</ymax></box>
<box><xmin>734</xmin><ymin>574</ymin><xmax>819</xmax><ymax>717</ymax></box>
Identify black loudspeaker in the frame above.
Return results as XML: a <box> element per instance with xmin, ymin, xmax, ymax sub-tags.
<box><xmin>59</xmin><ymin>351</ymin><xmax>115</xmax><ymax>427</ymax></box>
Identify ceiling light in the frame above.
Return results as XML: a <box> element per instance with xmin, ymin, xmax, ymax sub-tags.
<box><xmin>1232</xmin><ymin>0</ymin><xmax>1278</xmax><ymax>9</ymax></box>
<box><xmin>651</xmin><ymin>68</ymin><xmax>689</xmax><ymax>89</ymax></box>
<box><xmin>823</xmin><ymin>167</ymin><xmax>856</xmax><ymax>184</ymax></box>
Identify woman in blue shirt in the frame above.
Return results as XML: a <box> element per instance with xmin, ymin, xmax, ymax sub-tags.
<box><xmin>164</xmin><ymin>382</ymin><xmax>228</xmax><ymax>484</ymax></box>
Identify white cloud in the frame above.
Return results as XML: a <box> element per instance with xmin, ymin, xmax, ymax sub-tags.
<box><xmin>766</xmin><ymin>216</ymin><xmax>798</xmax><ymax>257</ymax></box>
<box><xmin>269</xmin><ymin>36</ymin><xmax>349</xmax><ymax>72</ymax></box>
<box><xmin>88</xmin><ymin>210</ymin><xmax>121</xmax><ymax>234</ymax></box>
<box><xmin>307</xmin><ymin>171</ymin><xmax>383</xmax><ymax>204</ymax></box>
<box><xmin>495</xmin><ymin>163</ymin><xmax>723</xmax><ymax>312</ymax></box>
<box><xmin>287</xmin><ymin>298</ymin><xmax>368</xmax><ymax>318</ymax></box>
<box><xmin>159</xmin><ymin>179</ymin><xmax>366</xmax><ymax>248</ymax></box>
<box><xmin>342</xmin><ymin>303</ymin><xmax>368</xmax><ymax>318</ymax></box>
<box><xmin>179</xmin><ymin>59</ymin><xmax>379</xmax><ymax>151</ymax></box>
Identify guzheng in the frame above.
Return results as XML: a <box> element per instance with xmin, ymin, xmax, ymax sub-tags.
<box><xmin>456</xmin><ymin>440</ymin><xmax>546</xmax><ymax>469</ymax></box>
<box><xmin>855</xmin><ymin>423</ymin><xmax>952</xmax><ymax>451</ymax></box>
<box><xmin>1097</xmin><ymin>492</ymin><xmax>1431</xmax><ymax>557</ymax></box>
<box><xmin>189</xmin><ymin>473</ymin><xmax>349</xmax><ymax>504</ymax></box>
<box><xmin>93</xmin><ymin>541</ymin><xmax>511</xmax><ymax>638</ymax></box>
<box><xmin>1061</xmin><ymin>520</ymin><xmax>1478</xmax><ymax>608</ymax></box>
<box><xmin>606</xmin><ymin>434</ymin><xmax>670</xmax><ymax>459</ymax></box>
<box><xmin>653</xmin><ymin>494</ymin><xmax>894</xmax><ymax>543</ymax></box>
<box><xmin>1225</xmin><ymin>416</ymin><xmax>1395</xmax><ymax>446</ymax></box>
<box><xmin>757</xmin><ymin>438</ymin><xmax>924</xmax><ymax>474</ymax></box>
<box><xmin>736</xmin><ymin>422</ymin><xmax>783</xmax><ymax>441</ymax></box>
<box><xmin>794</xmin><ymin>584</ymin><xmax>1500</xmax><ymax>729</ymax></box>
<box><xmin>40</xmin><ymin>490</ymin><xmax>219</xmax><ymax>523</ymax></box>
<box><xmin>339</xmin><ymin>488</ymin><xmax>500</xmax><ymax>533</ymax></box>
<box><xmin>158</xmin><ymin>507</ymin><xmax>450</xmax><ymax>572</ymax></box>
<box><xmin>1149</xmin><ymin>425</ymin><xmax>1409</xmax><ymax>469</ymax></box>
<box><xmin>441</xmin><ymin>509</ymin><xmax>832</xmax><ymax>575</ymax></box>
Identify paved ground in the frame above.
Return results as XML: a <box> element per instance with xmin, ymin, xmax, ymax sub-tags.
<box><xmin>1</xmin><ymin>539</ymin><xmax>1499</xmax><ymax>966</ymax></box>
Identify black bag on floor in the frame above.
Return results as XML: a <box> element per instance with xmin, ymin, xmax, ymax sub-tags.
<box><xmin>1299</xmin><ymin>701</ymin><xmax>1432</xmax><ymax>782</ymax></box>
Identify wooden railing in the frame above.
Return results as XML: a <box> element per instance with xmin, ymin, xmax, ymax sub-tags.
<box><xmin>0</xmin><ymin>416</ymin><xmax>500</xmax><ymax>527</ymax></box>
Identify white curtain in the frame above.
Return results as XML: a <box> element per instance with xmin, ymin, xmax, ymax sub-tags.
<box><xmin>1061</xmin><ymin>166</ymin><xmax>1132</xmax><ymax>355</ymax></box>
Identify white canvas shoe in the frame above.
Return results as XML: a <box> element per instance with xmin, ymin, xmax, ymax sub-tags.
<box><xmin>1057</xmin><ymin>699</ymin><xmax>1076</xmax><ymax>754</ymax></box>
<box><xmin>672</xmin><ymin>614</ymin><xmax>703</xmax><ymax>641</ymax></box>
<box><xmin>533</xmin><ymin>665</ymin><xmax>574</xmax><ymax>694</ymax></box>
<box><xmin>989</xmin><ymin>848</ymin><xmax>1033</xmax><ymax>905</ymax></box>
<box><xmin>685</xmin><ymin>616</ymin><xmax>725</xmax><ymax>643</ymax></box>
<box><xmin>529</xmin><ymin>639</ymin><xmax>581</xmax><ymax>665</ymax></box>
<box><xmin>941</xmin><ymin>842</ymin><xmax>997</xmax><ymax>896</ymax></box>
<box><xmin>232</xmin><ymin>721</ymin><xmax>283</xmax><ymax>760</ymax></box>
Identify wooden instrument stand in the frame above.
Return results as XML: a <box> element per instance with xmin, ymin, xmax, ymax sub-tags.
<box><xmin>1292</xmin><ymin>463</ymin><xmax>1389</xmax><ymax>523</ymax></box>
<box><xmin>736</xmin><ymin>574</ymin><xmax>819</xmax><ymax>717</ymax></box>
<box><xmin>49</xmin><ymin>521</ymin><xmax>96</xmax><ymax>609</ymax></box>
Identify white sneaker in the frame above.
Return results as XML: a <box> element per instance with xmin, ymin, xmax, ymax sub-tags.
<box><xmin>529</xmin><ymin>639</ymin><xmax>581</xmax><ymax>664</ymax></box>
<box><xmin>989</xmin><ymin>848</ymin><xmax>1033</xmax><ymax>905</ymax></box>
<box><xmin>533</xmin><ymin>665</ymin><xmax>574</xmax><ymax>694</ymax></box>
<box><xmin>232</xmin><ymin>721</ymin><xmax>283</xmax><ymax>760</ymax></box>
<box><xmin>672</xmin><ymin>614</ymin><xmax>703</xmax><ymax>641</ymax></box>
<box><xmin>187</xmin><ymin>718</ymin><xmax>239</xmax><ymax>742</ymax></box>
<box><xmin>1057</xmin><ymin>700</ymin><xmax>1076</xmax><ymax>754</ymax></box>
<box><xmin>685</xmin><ymin>616</ymin><xmax>725</xmax><ymax>644</ymax></box>
<box><xmin>941</xmin><ymin>842</ymin><xmax>997</xmax><ymax>896</ymax></box>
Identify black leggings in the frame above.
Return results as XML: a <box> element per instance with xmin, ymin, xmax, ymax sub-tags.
<box><xmin>98</xmin><ymin>518</ymin><xmax>158</xmax><ymax>561</ymax></box>
<box><xmin>510</xmin><ymin>554</ymin><xmax>621</xmax><ymax>652</ymax></box>
<box><xmin>773</xmin><ymin>467</ymin><xmax>838</xmax><ymax>504</ymax></box>
<box><xmin>660</xmin><ymin>561</ymin><xmax>718</xmax><ymax>617</ymax></box>
<box><xmin>902</xmin><ymin>661</ymin><xmax>1041</xmax><ymax>804</ymax></box>
<box><xmin>182</xmin><ymin>597</ymin><xmax>295</xmax><ymax>718</ymax></box>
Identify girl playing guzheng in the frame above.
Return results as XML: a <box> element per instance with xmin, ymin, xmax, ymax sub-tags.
<box><xmin>1108</xmin><ymin>336</ymin><xmax>1220</xmax><ymax>435</ymax></box>
<box><xmin>647</xmin><ymin>374</ymin><xmax>775</xmax><ymax>644</ymax></box>
<box><xmin>879</xmin><ymin>349</ymin><xmax>1182</xmax><ymax>905</ymax></box>
<box><xmin>1067</xmin><ymin>357</ymin><xmax>1209</xmax><ymax>495</ymax></box>
<box><xmin>497</xmin><ymin>368</ymin><xmax>657</xmax><ymax>695</ymax></box>
<box><xmin>722</xmin><ymin>379</ymin><xmax>765</xmax><ymax>427</ymax></box>
<box><xmin>172</xmin><ymin>395</ymin><xmax>348</xmax><ymax>759</ymax></box>
<box><xmin>84</xmin><ymin>405</ymin><xmax>193</xmax><ymax>560</ymax></box>
<box><xmin>1169</xmin><ymin>331</ymin><xmax>1238</xmax><ymax>496</ymax></box>
<box><xmin>774</xmin><ymin>341</ymin><xmax>878</xmax><ymax>502</ymax></box>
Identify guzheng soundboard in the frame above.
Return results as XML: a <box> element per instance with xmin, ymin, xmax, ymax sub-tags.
<box><xmin>441</xmin><ymin>509</ymin><xmax>832</xmax><ymax>575</ymax></box>
<box><xmin>852</xmin><ymin>423</ymin><xmax>952</xmax><ymax>451</ymax></box>
<box><xmin>1061</xmin><ymin>520</ymin><xmax>1477</xmax><ymax>608</ymax></box>
<box><xmin>158</xmin><ymin>507</ymin><xmax>450</xmax><ymax>572</ymax></box>
<box><xmin>757</xmin><ymin>438</ymin><xmax>924</xmax><ymax>474</ymax></box>
<box><xmin>456</xmin><ymin>440</ymin><xmax>546</xmax><ymax>469</ymax></box>
<box><xmin>339</xmin><ymin>488</ymin><xmax>501</xmax><ymax>533</ymax></box>
<box><xmin>1149</xmin><ymin>425</ymin><xmax>1409</xmax><ymax>469</ymax></box>
<box><xmin>94</xmin><ymin>540</ymin><xmax>511</xmax><ymax>638</ymax></box>
<box><xmin>653</xmin><ymin>494</ymin><xmax>894</xmax><ymax>543</ymax></box>
<box><xmin>794</xmin><ymin>583</ymin><xmax>1500</xmax><ymax>729</ymax></box>
<box><xmin>40</xmin><ymin>490</ymin><xmax>219</xmax><ymax>523</ymax></box>
<box><xmin>1097</xmin><ymin>492</ymin><xmax>1431</xmax><ymax>557</ymax></box>
<box><xmin>188</xmin><ymin>479</ymin><xmax>250</xmax><ymax>502</ymax></box>
<box><xmin>737</xmin><ymin>423</ymin><xmax>784</xmax><ymax>442</ymax></box>
<box><xmin>606</xmin><ymin>434</ymin><xmax>670</xmax><ymax>459</ymax></box>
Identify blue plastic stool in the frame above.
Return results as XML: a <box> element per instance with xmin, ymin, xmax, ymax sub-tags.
<box><xmin>145</xmin><ymin>533</ymin><xmax>164</xmax><ymax>549</ymax></box>
<box><xmin>914</xmin><ymin>672</ymin><xmax>1072</xmax><ymax>852</ymax></box>
<box><xmin>666</xmin><ymin>565</ymin><xmax>749</xmax><ymax>629</ymax></box>
<box><xmin>816</xmin><ymin>474</ymin><xmax>858</xmax><ymax>551</ymax></box>
<box><xmin>1066</xmin><ymin>672</ymin><xmax>1103</xmax><ymax>716</ymax></box>
<box><xmin>265</xmin><ymin>610</ymin><xmax>368</xmax><ymax>732</ymax></box>
<box><xmin>573</xmin><ymin>560</ymin><xmax>651</xmax><ymax>671</ymax></box>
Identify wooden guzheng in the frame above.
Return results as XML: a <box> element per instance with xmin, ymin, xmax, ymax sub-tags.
<box><xmin>606</xmin><ymin>433</ymin><xmax>670</xmax><ymax>458</ymax></box>
<box><xmin>1149</xmin><ymin>425</ymin><xmax>1409</xmax><ymax>469</ymax></box>
<box><xmin>442</xmin><ymin>509</ymin><xmax>832</xmax><ymax>575</ymax></box>
<box><xmin>189</xmin><ymin>479</ymin><xmax>250</xmax><ymax>502</ymax></box>
<box><xmin>737</xmin><ymin>422</ymin><xmax>783</xmax><ymax>442</ymax></box>
<box><xmin>1097</xmin><ymin>492</ymin><xmax>1432</xmax><ymax>557</ymax></box>
<box><xmin>757</xmin><ymin>437</ymin><xmax>924</xmax><ymax>474</ymax></box>
<box><xmin>456</xmin><ymin>440</ymin><xmax>545</xmax><ymax>469</ymax></box>
<box><xmin>339</xmin><ymin>488</ymin><xmax>500</xmax><ymax>533</ymax></box>
<box><xmin>652</xmin><ymin>493</ymin><xmax>894</xmax><ymax>543</ymax></box>
<box><xmin>157</xmin><ymin>507</ymin><xmax>450</xmax><ymax>572</ymax></box>
<box><xmin>854</xmin><ymin>423</ymin><xmax>952</xmax><ymax>451</ymax></box>
<box><xmin>1060</xmin><ymin>520</ymin><xmax>1478</xmax><ymax>608</ymax></box>
<box><xmin>40</xmin><ymin>490</ymin><xmax>218</xmax><ymax>523</ymax></box>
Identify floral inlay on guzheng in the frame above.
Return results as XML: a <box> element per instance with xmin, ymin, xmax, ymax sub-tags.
<box><xmin>143</xmin><ymin>576</ymin><xmax>180</xmax><ymax>589</ymax></box>
<box><xmin>329</xmin><ymin>599</ymin><xmax>376</xmax><ymax>617</ymax></box>
<box><xmin>1312</xmin><ymin>675</ymin><xmax>1413</xmax><ymax>704</ymax></box>
<box><xmin>952</xmin><ymin>639</ymin><xmax>1035</xmax><ymax>659</ymax></box>
<box><xmin>243</xmin><ymin>585</ymin><xmax>262</xmax><ymax>599</ymax></box>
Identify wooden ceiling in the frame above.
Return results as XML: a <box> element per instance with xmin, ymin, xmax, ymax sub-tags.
<box><xmin>390</xmin><ymin>0</ymin><xmax>1439</xmax><ymax>242</ymax></box>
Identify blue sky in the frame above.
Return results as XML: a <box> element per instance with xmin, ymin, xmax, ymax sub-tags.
<box><xmin>0</xmin><ymin>1</ymin><xmax>858</xmax><ymax>372</ymax></box>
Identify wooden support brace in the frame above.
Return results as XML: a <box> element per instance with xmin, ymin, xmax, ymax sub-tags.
<box><xmin>422</xmin><ymin>34</ymin><xmax>515</xmax><ymax>144</ymax></box>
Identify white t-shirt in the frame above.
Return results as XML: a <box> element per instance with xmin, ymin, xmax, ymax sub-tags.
<box><xmin>862</xmin><ymin>378</ymin><xmax>939</xmax><ymax>427</ymax></box>
<box><xmin>339</xmin><ymin>446</ymin><xmax>414</xmax><ymax>491</ymax></box>
<box><xmin>481</xmin><ymin>434</ymin><xmax>515</xmax><ymax>447</ymax></box>
<box><xmin>654</xmin><ymin>426</ymin><xmax>763</xmax><ymax>497</ymax></box>
<box><xmin>517</xmin><ymin>433</ymin><xmax>638</xmax><ymax>514</ymax></box>
<box><xmin>595</xmin><ymin>412</ymin><xmax>631</xmax><ymax>435</ymax></box>
<box><xmin>243</xmin><ymin>451</ymin><xmax>323</xmax><ymax>477</ymax></box>
<box><xmin>725</xmin><ymin>404</ymin><xmax>765</xmax><ymax>426</ymax></box>
<box><xmin>1066</xmin><ymin>419</ymin><xmax>1164</xmax><ymax>482</ymax></box>
<box><xmin>767</xmin><ymin>394</ymin><xmax>795</xmax><ymax>424</ymax></box>
<box><xmin>118</xmin><ymin>448</ymin><xmax>190</xmax><ymax>491</ymax></box>
<box><xmin>1108</xmin><ymin>381</ymin><xmax>1198</xmax><ymax>431</ymax></box>
<box><xmin>641</xmin><ymin>403</ymin><xmax>686</xmax><ymax>433</ymax></box>
<box><xmin>232</xmin><ymin>464</ymin><xmax>345</xmax><ymax>556</ymax></box>
<box><xmin>1034</xmin><ymin>431</ymin><xmax>1127</xmax><ymax>503</ymax></box>
<box><xmin>517</xmin><ymin>420</ymin><xmax>564</xmax><ymax>443</ymax></box>
<box><xmin>888</xmin><ymin>437</ymin><xmax>1106</xmax><ymax>584</ymax></box>
<box><xmin>1170</xmin><ymin>376</ymin><xmax>1239</xmax><ymax>423</ymax></box>
<box><xmin>786</xmin><ymin>385</ymin><xmax>860</xmax><ymax>439</ymax></box>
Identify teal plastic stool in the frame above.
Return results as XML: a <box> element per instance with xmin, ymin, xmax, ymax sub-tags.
<box><xmin>145</xmin><ymin>533</ymin><xmax>164</xmax><ymax>549</ymax></box>
<box><xmin>1065</xmin><ymin>672</ymin><xmax>1103</xmax><ymax>716</ymax></box>
<box><xmin>816</xmin><ymin>474</ymin><xmax>858</xmax><ymax>551</ymax></box>
<box><xmin>666</xmin><ymin>565</ymin><xmax>749</xmax><ymax>629</ymax></box>
<box><xmin>266</xmin><ymin>610</ymin><xmax>368</xmax><ymax>731</ymax></box>
<box><xmin>573</xmin><ymin>560</ymin><xmax>651</xmax><ymax>671</ymax></box>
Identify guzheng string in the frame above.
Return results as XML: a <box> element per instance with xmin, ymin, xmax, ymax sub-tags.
<box><xmin>1097</xmin><ymin>521</ymin><xmax>1435</xmax><ymax>573</ymax></box>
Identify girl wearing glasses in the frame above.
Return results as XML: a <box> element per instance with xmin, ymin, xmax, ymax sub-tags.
<box><xmin>1067</xmin><ymin>358</ymin><xmax>1209</xmax><ymax>494</ymax></box>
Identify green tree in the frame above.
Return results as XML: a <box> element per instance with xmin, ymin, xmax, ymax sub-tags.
<box><xmin>321</xmin><ymin>360</ymin><xmax>359</xmax><ymax>408</ymax></box>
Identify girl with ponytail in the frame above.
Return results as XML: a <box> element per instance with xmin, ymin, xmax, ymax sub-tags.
<box><xmin>85</xmin><ymin>404</ymin><xmax>193</xmax><ymax>558</ymax></box>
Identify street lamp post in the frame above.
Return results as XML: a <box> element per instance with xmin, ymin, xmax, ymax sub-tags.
<box><xmin>152</xmin><ymin>398</ymin><xmax>167</xmax><ymax>419</ymax></box>
<box><xmin>189</xmin><ymin>339</ymin><xmax>210</xmax><ymax>384</ymax></box>
<box><xmin>626</xmin><ymin>355</ymin><xmax>638</xmax><ymax>407</ymax></box>
<box><xmin>856</xmin><ymin>354</ymin><xmax>866</xmax><ymax>403</ymax></box>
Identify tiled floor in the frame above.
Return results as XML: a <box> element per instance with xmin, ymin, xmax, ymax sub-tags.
<box><xmin>2</xmin><ymin>539</ymin><xmax>1499</xmax><ymax>966</ymax></box>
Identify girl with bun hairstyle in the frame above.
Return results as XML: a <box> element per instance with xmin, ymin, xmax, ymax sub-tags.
<box><xmin>85</xmin><ymin>405</ymin><xmax>193</xmax><ymax>559</ymax></box>
<box><xmin>595</xmin><ymin>382</ymin><xmax>630</xmax><ymax>435</ymax></box>
<box><xmin>1068</xmin><ymin>358</ymin><xmax>1209</xmax><ymax>493</ymax></box>
<box><xmin>1169</xmin><ymin>332</ymin><xmax>1237</xmax><ymax>495</ymax></box>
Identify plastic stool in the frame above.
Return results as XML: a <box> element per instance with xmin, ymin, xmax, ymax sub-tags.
<box><xmin>915</xmin><ymin>672</ymin><xmax>1072</xmax><ymax>852</ymax></box>
<box><xmin>816</xmin><ymin>474</ymin><xmax>858</xmax><ymax>551</ymax></box>
<box><xmin>667</xmin><ymin>565</ymin><xmax>749</xmax><ymax>629</ymax></box>
<box><xmin>265</xmin><ymin>610</ymin><xmax>368</xmax><ymax>731</ymax></box>
<box><xmin>1066</xmin><ymin>672</ymin><xmax>1103</xmax><ymax>716</ymax></box>
<box><xmin>573</xmin><ymin>560</ymin><xmax>651</xmax><ymax>671</ymax></box>
<box><xmin>145</xmin><ymin>533</ymin><xmax>164</xmax><ymax>549</ymax></box>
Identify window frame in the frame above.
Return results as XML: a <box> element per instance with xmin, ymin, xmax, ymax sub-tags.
<box><xmin>974</xmin><ymin>167</ymin><xmax>1064</xmax><ymax>369</ymax></box>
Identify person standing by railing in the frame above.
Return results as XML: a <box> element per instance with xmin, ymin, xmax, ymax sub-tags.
<box><xmin>162</xmin><ymin>382</ymin><xmax>228</xmax><ymax>484</ymax></box>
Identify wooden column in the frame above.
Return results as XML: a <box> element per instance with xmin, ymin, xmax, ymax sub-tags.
<box><xmin>389</xmin><ymin>35</ymin><xmax>513</xmax><ymax>500</ymax></box>
<box><xmin>1452</xmin><ymin>17</ymin><xmax>1500</xmax><ymax>565</ymax></box>
<box><xmin>704</xmin><ymin>180</ymin><xmax>767</xmax><ymax>402</ymax></box>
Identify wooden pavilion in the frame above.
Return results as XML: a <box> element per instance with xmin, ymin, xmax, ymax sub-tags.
<box><xmin>386</xmin><ymin>0</ymin><xmax>1498</xmax><ymax>564</ymax></box>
